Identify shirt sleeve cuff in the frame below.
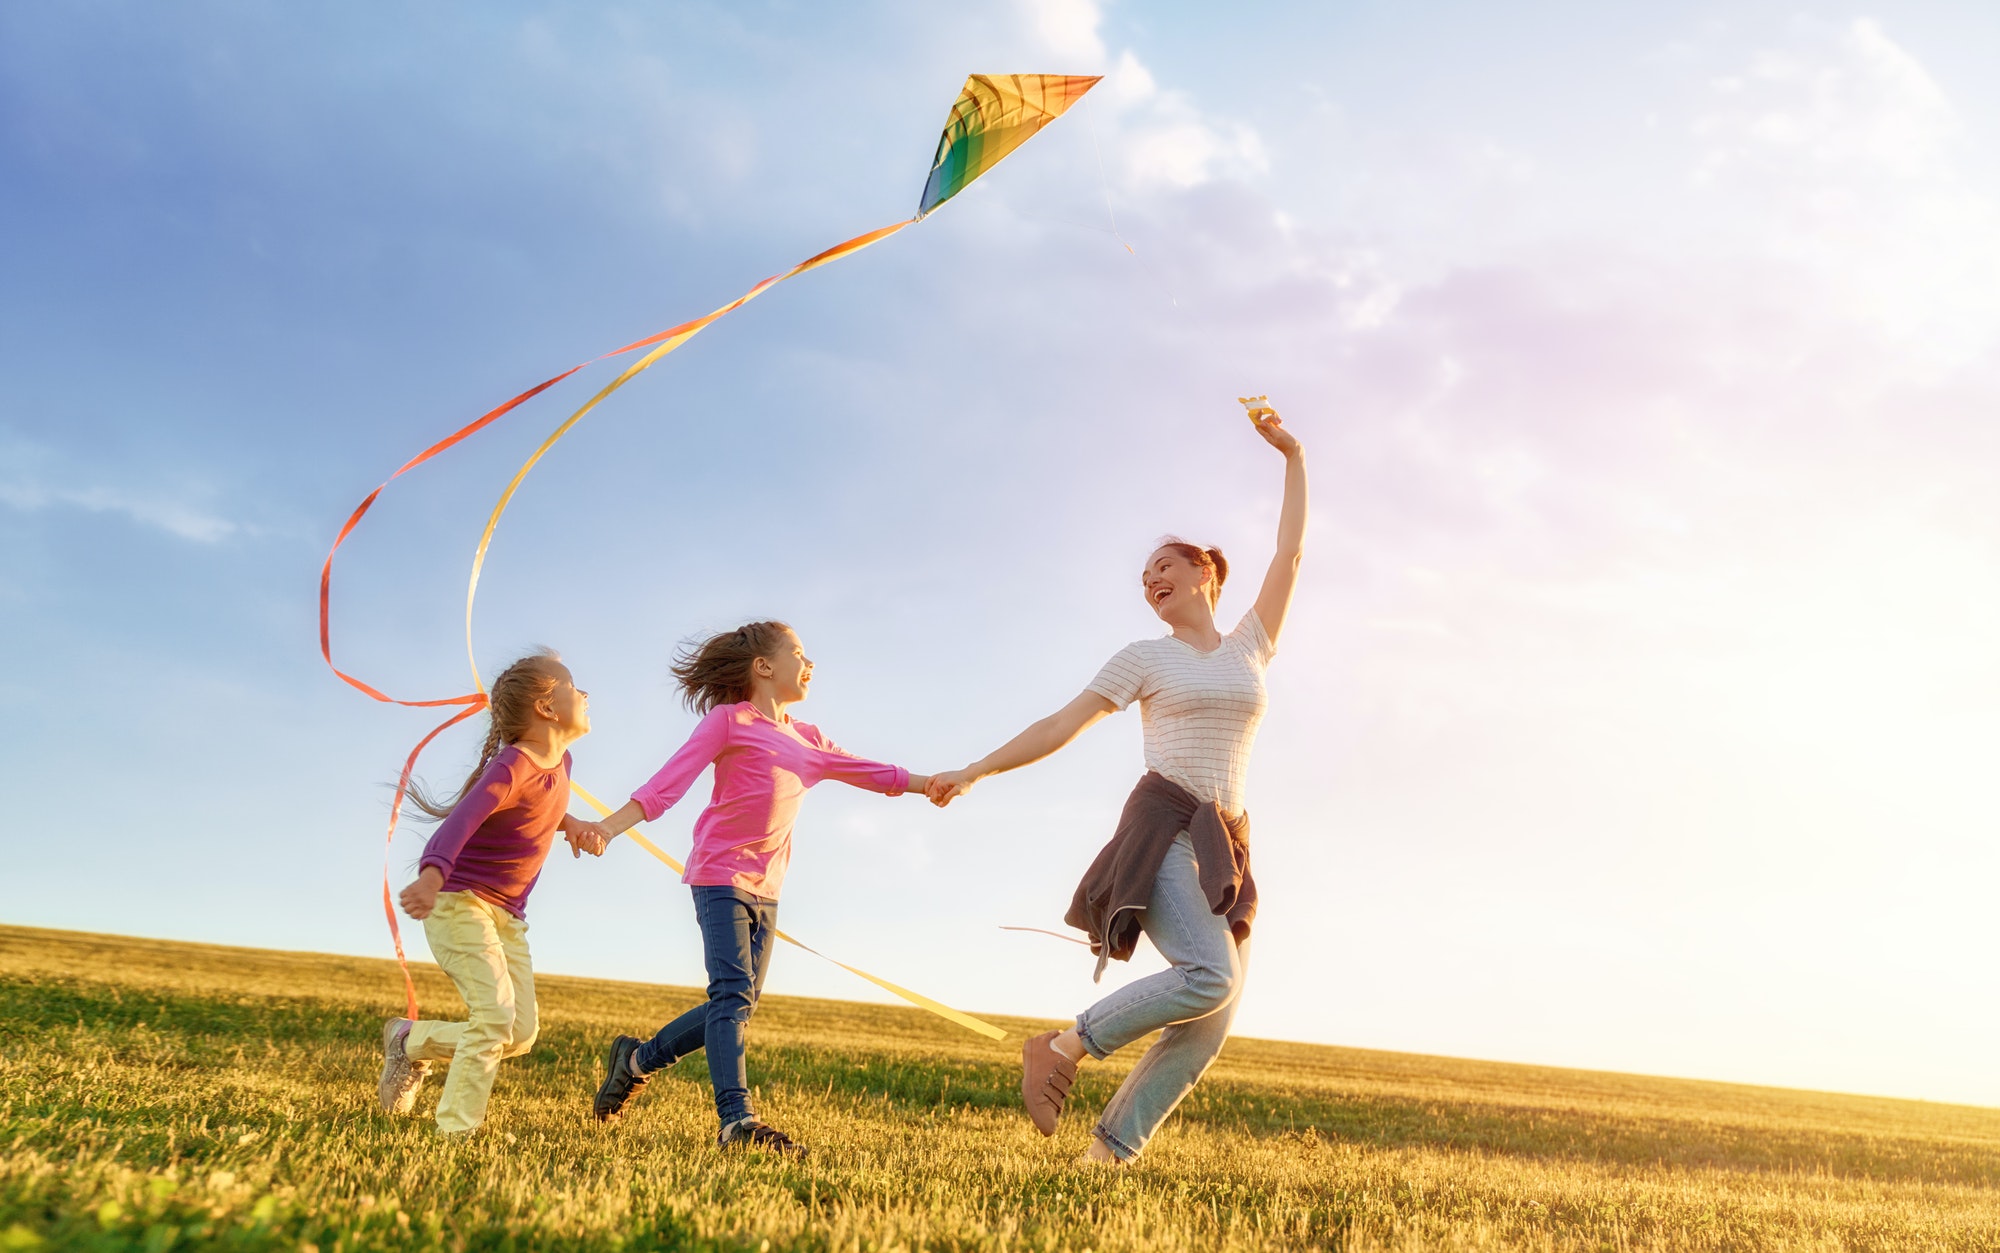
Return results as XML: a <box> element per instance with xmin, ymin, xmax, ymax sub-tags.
<box><xmin>889</xmin><ymin>766</ymin><xmax>910</xmax><ymax>796</ymax></box>
<box><xmin>418</xmin><ymin>855</ymin><xmax>454</xmax><ymax>880</ymax></box>
<box><xmin>632</xmin><ymin>792</ymin><xmax>667</xmax><ymax>823</ymax></box>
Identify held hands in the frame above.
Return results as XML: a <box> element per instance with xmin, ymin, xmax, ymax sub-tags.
<box><xmin>924</xmin><ymin>768</ymin><xmax>977</xmax><ymax>808</ymax></box>
<box><xmin>399</xmin><ymin>867</ymin><xmax>444</xmax><ymax>920</ymax></box>
<box><xmin>564</xmin><ymin>818</ymin><xmax>612</xmax><ymax>858</ymax></box>
<box><xmin>1238</xmin><ymin>395</ymin><xmax>1301</xmax><ymax>458</ymax></box>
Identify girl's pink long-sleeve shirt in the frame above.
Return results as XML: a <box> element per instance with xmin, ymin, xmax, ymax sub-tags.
<box><xmin>631</xmin><ymin>702</ymin><xmax>909</xmax><ymax>899</ymax></box>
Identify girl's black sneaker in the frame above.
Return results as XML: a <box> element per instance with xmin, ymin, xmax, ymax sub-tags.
<box><xmin>718</xmin><ymin>1117</ymin><xmax>807</xmax><ymax>1158</ymax></box>
<box><xmin>592</xmin><ymin>1035</ymin><xmax>649</xmax><ymax>1122</ymax></box>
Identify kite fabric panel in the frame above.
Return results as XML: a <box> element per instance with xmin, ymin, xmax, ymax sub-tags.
<box><xmin>918</xmin><ymin>74</ymin><xmax>1102</xmax><ymax>218</ymax></box>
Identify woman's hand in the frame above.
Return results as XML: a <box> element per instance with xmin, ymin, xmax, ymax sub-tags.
<box><xmin>1246</xmin><ymin>401</ymin><xmax>1301</xmax><ymax>458</ymax></box>
<box><xmin>399</xmin><ymin>867</ymin><xmax>445</xmax><ymax>920</ymax></box>
<box><xmin>1247</xmin><ymin>397</ymin><xmax>1307</xmax><ymax>645</ymax></box>
<box><xmin>564</xmin><ymin>819</ymin><xmax>612</xmax><ymax>858</ymax></box>
<box><xmin>926</xmin><ymin>768</ymin><xmax>977</xmax><ymax>807</ymax></box>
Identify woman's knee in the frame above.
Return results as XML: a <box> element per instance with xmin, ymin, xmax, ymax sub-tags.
<box><xmin>1180</xmin><ymin>959</ymin><xmax>1241</xmax><ymax>1015</ymax></box>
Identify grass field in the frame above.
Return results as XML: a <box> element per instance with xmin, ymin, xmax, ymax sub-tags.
<box><xmin>2</xmin><ymin>925</ymin><xmax>1997</xmax><ymax>1251</ymax></box>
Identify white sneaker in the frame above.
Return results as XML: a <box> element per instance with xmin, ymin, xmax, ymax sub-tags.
<box><xmin>378</xmin><ymin>1018</ymin><xmax>429</xmax><ymax>1114</ymax></box>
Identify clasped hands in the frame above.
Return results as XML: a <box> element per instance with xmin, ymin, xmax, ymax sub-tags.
<box><xmin>923</xmin><ymin>769</ymin><xmax>976</xmax><ymax>808</ymax></box>
<box><xmin>564</xmin><ymin>818</ymin><xmax>613</xmax><ymax>859</ymax></box>
<box><xmin>560</xmin><ymin>774</ymin><xmax>975</xmax><ymax>866</ymax></box>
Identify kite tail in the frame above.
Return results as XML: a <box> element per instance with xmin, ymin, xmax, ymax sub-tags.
<box><xmin>380</xmin><ymin>699</ymin><xmax>489</xmax><ymax>1021</ymax></box>
<box><xmin>327</xmin><ymin>72</ymin><xmax>1101</xmax><ymax>1031</ymax></box>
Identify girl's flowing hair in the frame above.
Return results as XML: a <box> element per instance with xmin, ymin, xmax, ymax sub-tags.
<box><xmin>405</xmin><ymin>649</ymin><xmax>567</xmax><ymax>821</ymax></box>
<box><xmin>671</xmin><ymin>621</ymin><xmax>791</xmax><ymax>715</ymax></box>
<box><xmin>1154</xmin><ymin>536</ymin><xmax>1229</xmax><ymax>608</ymax></box>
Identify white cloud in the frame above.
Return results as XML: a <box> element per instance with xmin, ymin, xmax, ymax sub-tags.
<box><xmin>1104</xmin><ymin>49</ymin><xmax>1155</xmax><ymax>107</ymax></box>
<box><xmin>0</xmin><ymin>441</ymin><xmax>238</xmax><ymax>543</ymax></box>
<box><xmin>1015</xmin><ymin>1</ymin><xmax>1263</xmax><ymax>194</ymax></box>
<box><xmin>1692</xmin><ymin>18</ymin><xmax>2000</xmax><ymax>363</ymax></box>
<box><xmin>1123</xmin><ymin>114</ymin><xmax>1265</xmax><ymax>189</ymax></box>
<box><xmin>1018</xmin><ymin>0</ymin><xmax>1105</xmax><ymax>64</ymax></box>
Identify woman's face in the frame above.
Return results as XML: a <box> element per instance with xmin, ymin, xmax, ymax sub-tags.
<box><xmin>1141</xmin><ymin>548</ymin><xmax>1211</xmax><ymax>622</ymax></box>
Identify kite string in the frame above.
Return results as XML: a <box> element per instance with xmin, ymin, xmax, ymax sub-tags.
<box><xmin>1000</xmin><ymin>924</ymin><xmax>1093</xmax><ymax>948</ymax></box>
<box><xmin>1082</xmin><ymin>100</ymin><xmax>1180</xmax><ymax>310</ymax></box>
<box><xmin>1085</xmin><ymin>101</ymin><xmax>1125</xmax><ymax>245</ymax></box>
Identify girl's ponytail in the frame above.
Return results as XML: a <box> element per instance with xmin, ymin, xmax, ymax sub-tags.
<box><xmin>671</xmin><ymin>621</ymin><xmax>792</xmax><ymax>715</ymax></box>
<box><xmin>405</xmin><ymin>649</ymin><xmax>564</xmax><ymax>821</ymax></box>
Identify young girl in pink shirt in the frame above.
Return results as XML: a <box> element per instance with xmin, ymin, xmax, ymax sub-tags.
<box><xmin>571</xmin><ymin>621</ymin><xmax>931</xmax><ymax>1156</ymax></box>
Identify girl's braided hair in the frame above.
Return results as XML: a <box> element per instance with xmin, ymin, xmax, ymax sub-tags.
<box><xmin>671</xmin><ymin>621</ymin><xmax>791</xmax><ymax>715</ymax></box>
<box><xmin>405</xmin><ymin>649</ymin><xmax>567</xmax><ymax>821</ymax></box>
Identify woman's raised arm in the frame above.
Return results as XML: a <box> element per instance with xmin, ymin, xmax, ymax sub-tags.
<box><xmin>924</xmin><ymin>689</ymin><xmax>1116</xmax><ymax>806</ymax></box>
<box><xmin>1249</xmin><ymin>407</ymin><xmax>1307</xmax><ymax>646</ymax></box>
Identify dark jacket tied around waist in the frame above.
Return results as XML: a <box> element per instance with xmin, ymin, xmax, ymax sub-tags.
<box><xmin>1065</xmin><ymin>771</ymin><xmax>1256</xmax><ymax>980</ymax></box>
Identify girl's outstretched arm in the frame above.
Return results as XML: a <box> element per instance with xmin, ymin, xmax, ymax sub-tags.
<box><xmin>1249</xmin><ymin>407</ymin><xmax>1307</xmax><ymax>646</ymax></box>
<box><xmin>925</xmin><ymin>689</ymin><xmax>1115</xmax><ymax>806</ymax></box>
<box><xmin>568</xmin><ymin>708</ymin><xmax>728</xmax><ymax>854</ymax></box>
<box><xmin>797</xmin><ymin>725</ymin><xmax>922</xmax><ymax>798</ymax></box>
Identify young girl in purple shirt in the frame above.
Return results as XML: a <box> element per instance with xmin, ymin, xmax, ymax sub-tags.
<box><xmin>375</xmin><ymin>650</ymin><xmax>599</xmax><ymax>1135</ymax></box>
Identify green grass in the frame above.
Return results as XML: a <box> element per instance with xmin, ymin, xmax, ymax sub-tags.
<box><xmin>2</xmin><ymin>924</ymin><xmax>1996</xmax><ymax>1251</ymax></box>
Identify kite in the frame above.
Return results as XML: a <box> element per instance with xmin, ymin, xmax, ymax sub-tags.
<box><xmin>322</xmin><ymin>74</ymin><xmax>1100</xmax><ymax>1038</ymax></box>
<box><xmin>919</xmin><ymin>74</ymin><xmax>1102</xmax><ymax>218</ymax></box>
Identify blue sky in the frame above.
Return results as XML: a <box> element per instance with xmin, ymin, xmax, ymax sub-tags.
<box><xmin>5</xmin><ymin>1</ymin><xmax>1999</xmax><ymax>1105</ymax></box>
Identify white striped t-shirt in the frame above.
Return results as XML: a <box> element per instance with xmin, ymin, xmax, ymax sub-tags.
<box><xmin>1087</xmin><ymin>610</ymin><xmax>1276</xmax><ymax>815</ymax></box>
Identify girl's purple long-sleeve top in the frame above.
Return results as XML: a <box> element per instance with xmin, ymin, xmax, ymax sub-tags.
<box><xmin>417</xmin><ymin>746</ymin><xmax>572</xmax><ymax>918</ymax></box>
<box><xmin>631</xmin><ymin>702</ymin><xmax>908</xmax><ymax>899</ymax></box>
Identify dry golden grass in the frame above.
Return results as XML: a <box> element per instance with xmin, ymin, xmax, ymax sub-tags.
<box><xmin>2</xmin><ymin>923</ymin><xmax>1996</xmax><ymax>1250</ymax></box>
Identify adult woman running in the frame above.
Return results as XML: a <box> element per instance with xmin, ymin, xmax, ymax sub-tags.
<box><xmin>926</xmin><ymin>401</ymin><xmax>1305</xmax><ymax>1165</ymax></box>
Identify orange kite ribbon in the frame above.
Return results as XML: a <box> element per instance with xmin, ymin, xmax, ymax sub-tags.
<box><xmin>321</xmin><ymin>219</ymin><xmax>931</xmax><ymax>1027</ymax></box>
<box><xmin>460</xmin><ymin>220</ymin><xmax>912</xmax><ymax>684</ymax></box>
<box><xmin>318</xmin><ymin>312</ymin><xmax>789</xmax><ymax>1021</ymax></box>
<box><xmin>327</xmin><ymin>75</ymin><xmax>1099</xmax><ymax>1034</ymax></box>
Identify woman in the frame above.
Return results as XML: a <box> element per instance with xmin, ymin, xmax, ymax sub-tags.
<box><xmin>927</xmin><ymin>401</ymin><xmax>1305</xmax><ymax>1165</ymax></box>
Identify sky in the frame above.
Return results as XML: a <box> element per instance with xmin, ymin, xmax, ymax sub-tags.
<box><xmin>4</xmin><ymin>1</ymin><xmax>1998</xmax><ymax>1105</ymax></box>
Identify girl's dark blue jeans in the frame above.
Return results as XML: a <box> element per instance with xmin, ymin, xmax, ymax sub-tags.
<box><xmin>633</xmin><ymin>884</ymin><xmax>777</xmax><ymax>1125</ymax></box>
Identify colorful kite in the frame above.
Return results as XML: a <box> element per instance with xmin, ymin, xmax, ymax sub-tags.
<box><xmin>322</xmin><ymin>74</ymin><xmax>1099</xmax><ymax>1037</ymax></box>
<box><xmin>920</xmin><ymin>74</ymin><xmax>1103</xmax><ymax>218</ymax></box>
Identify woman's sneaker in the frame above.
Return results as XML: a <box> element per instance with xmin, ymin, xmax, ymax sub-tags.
<box><xmin>1020</xmin><ymin>1030</ymin><xmax>1077</xmax><ymax>1136</ymax></box>
<box><xmin>378</xmin><ymin>1018</ymin><xmax>428</xmax><ymax>1114</ymax></box>
<box><xmin>593</xmin><ymin>1035</ymin><xmax>650</xmax><ymax>1122</ymax></box>
<box><xmin>718</xmin><ymin>1117</ymin><xmax>807</xmax><ymax>1159</ymax></box>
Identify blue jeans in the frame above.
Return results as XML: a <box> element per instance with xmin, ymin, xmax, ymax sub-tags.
<box><xmin>634</xmin><ymin>885</ymin><xmax>778</xmax><ymax>1126</ymax></box>
<box><xmin>1073</xmin><ymin>832</ymin><xmax>1249</xmax><ymax>1161</ymax></box>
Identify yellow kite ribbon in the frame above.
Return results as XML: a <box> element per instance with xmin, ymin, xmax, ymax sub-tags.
<box><xmin>569</xmin><ymin>784</ymin><xmax>1005</xmax><ymax>1041</ymax></box>
<box><xmin>337</xmin><ymin>77</ymin><xmax>1101</xmax><ymax>1032</ymax></box>
<box><xmin>464</xmin><ymin>220</ymin><xmax>912</xmax><ymax>689</ymax></box>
